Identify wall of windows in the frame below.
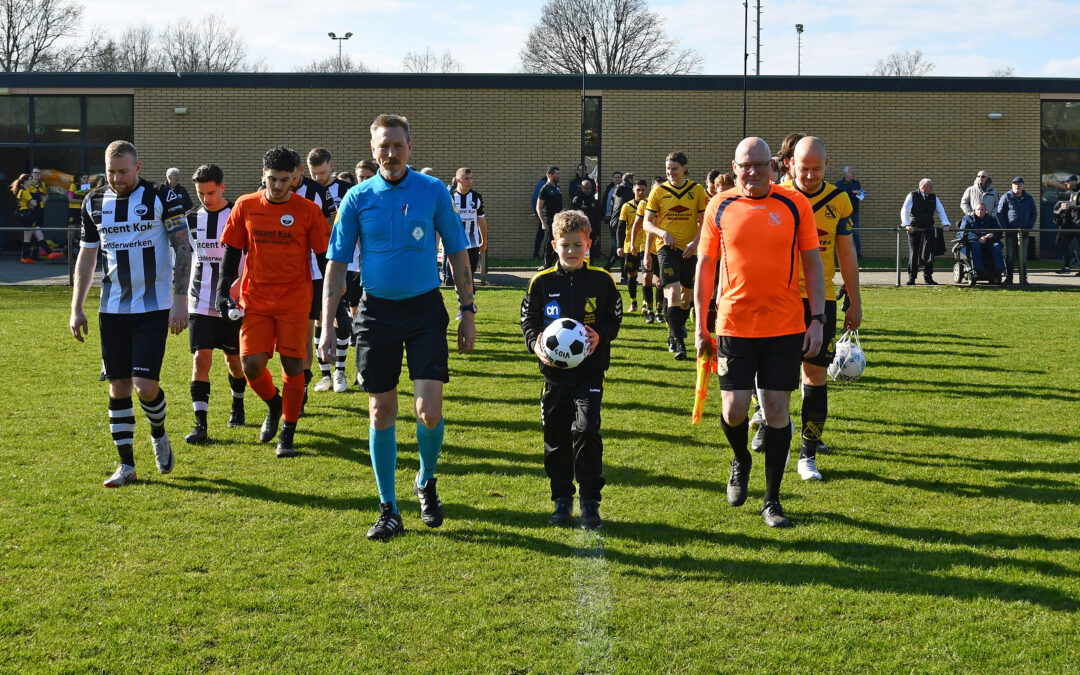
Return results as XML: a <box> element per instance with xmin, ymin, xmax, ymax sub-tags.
<box><xmin>1041</xmin><ymin>100</ymin><xmax>1080</xmax><ymax>259</ymax></box>
<box><xmin>0</xmin><ymin>94</ymin><xmax>132</xmax><ymax>247</ymax></box>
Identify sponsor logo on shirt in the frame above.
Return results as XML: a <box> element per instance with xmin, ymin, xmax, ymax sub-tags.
<box><xmin>544</xmin><ymin>301</ymin><xmax>561</xmax><ymax>319</ymax></box>
<box><xmin>824</xmin><ymin>205</ymin><xmax>837</xmax><ymax>219</ymax></box>
<box><xmin>134</xmin><ymin>204</ymin><xmax>148</xmax><ymax>216</ymax></box>
<box><xmin>768</xmin><ymin>212</ymin><xmax>782</xmax><ymax>225</ymax></box>
<box><xmin>670</xmin><ymin>205</ymin><xmax>689</xmax><ymax>213</ymax></box>
<box><xmin>280</xmin><ymin>214</ymin><xmax>294</xmax><ymax>227</ymax></box>
<box><xmin>412</xmin><ymin>226</ymin><xmax>424</xmax><ymax>241</ymax></box>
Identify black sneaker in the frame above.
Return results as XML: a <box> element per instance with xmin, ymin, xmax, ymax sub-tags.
<box><xmin>727</xmin><ymin>458</ymin><xmax>751</xmax><ymax>507</ymax></box>
<box><xmin>580</xmin><ymin>498</ymin><xmax>602</xmax><ymax>530</ymax></box>
<box><xmin>367</xmin><ymin>502</ymin><xmax>404</xmax><ymax>541</ymax></box>
<box><xmin>549</xmin><ymin>496</ymin><xmax>573</xmax><ymax>526</ymax></box>
<box><xmin>905</xmin><ymin>278</ymin><xmax>916</xmax><ymax>286</ymax></box>
<box><xmin>923</xmin><ymin>278</ymin><xmax>938</xmax><ymax>286</ymax></box>
<box><xmin>672</xmin><ymin>337</ymin><xmax>687</xmax><ymax>361</ymax></box>
<box><xmin>184</xmin><ymin>424</ymin><xmax>207</xmax><ymax>445</ymax></box>
<box><xmin>276</xmin><ymin>423</ymin><xmax>296</xmax><ymax>457</ymax></box>
<box><xmin>667</xmin><ymin>335</ymin><xmax>676</xmax><ymax>353</ymax></box>
<box><xmin>761</xmin><ymin>500</ymin><xmax>791</xmax><ymax>528</ymax></box>
<box><xmin>413</xmin><ymin>476</ymin><xmax>444</xmax><ymax>528</ymax></box>
<box><xmin>1055</xmin><ymin>266</ymin><xmax>1071</xmax><ymax>274</ymax></box>
<box><xmin>228</xmin><ymin>406</ymin><xmax>245</xmax><ymax>428</ymax></box>
<box><xmin>259</xmin><ymin>397</ymin><xmax>282</xmax><ymax>443</ymax></box>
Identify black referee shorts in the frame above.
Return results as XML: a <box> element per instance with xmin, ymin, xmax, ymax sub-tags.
<box><xmin>658</xmin><ymin>246</ymin><xmax>695</xmax><ymax>288</ymax></box>
<box><xmin>188</xmin><ymin>313</ymin><xmax>241</xmax><ymax>354</ymax></box>
<box><xmin>716</xmin><ymin>333</ymin><xmax>804</xmax><ymax>392</ymax></box>
<box><xmin>99</xmin><ymin>310</ymin><xmax>170</xmax><ymax>381</ymax></box>
<box><xmin>802</xmin><ymin>299</ymin><xmax>838</xmax><ymax>368</ymax></box>
<box><xmin>353</xmin><ymin>288</ymin><xmax>450</xmax><ymax>394</ymax></box>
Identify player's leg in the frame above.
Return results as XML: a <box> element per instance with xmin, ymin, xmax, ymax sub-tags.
<box><xmin>274</xmin><ymin>313</ymin><xmax>312</xmax><ymax>458</ymax></box>
<box><xmin>99</xmin><ymin>313</ymin><xmax>138</xmax><ymax>486</ymax></box>
<box><xmin>624</xmin><ymin>253</ymin><xmax>639</xmax><ymax>312</ymax></box>
<box><xmin>225</xmin><ymin>352</ymin><xmax>246</xmax><ymax>426</ymax></box>
<box><xmin>332</xmin><ymin>296</ymin><xmax>352</xmax><ymax>393</ymax></box>
<box><xmin>128</xmin><ymin>310</ymin><xmax>173</xmax><ymax>476</ymax></box>
<box><xmin>304</xmin><ymin>280</ymin><xmax>321</xmax><ymax>404</ymax></box>
<box><xmin>798</xmin><ymin>299</ymin><xmax>836</xmax><ymax>480</ymax></box>
<box><xmin>642</xmin><ymin>257</ymin><xmax>656</xmax><ymax>322</ymax></box>
<box><xmin>542</xmin><ymin>382</ymin><xmax>576</xmax><ymax>525</ymax></box>
<box><xmin>240</xmin><ymin>313</ymin><xmax>283</xmax><ymax>444</ymax></box>
<box><xmin>658</xmin><ymin>247</ymin><xmax>684</xmax><ymax>355</ymax></box>
<box><xmin>572</xmin><ymin>379</ymin><xmax>606</xmax><ymax>530</ymax></box>
<box><xmin>756</xmin><ymin>333</ymin><xmax>804</xmax><ymax>528</ymax></box>
<box><xmin>675</xmin><ymin>255</ymin><xmax>697</xmax><ymax>360</ymax></box>
<box><xmin>716</xmin><ymin>336</ymin><xmax>757</xmax><ymax>507</ymax></box>
<box><xmin>187</xmin><ymin>347</ymin><xmax>212</xmax><ymax>444</ymax></box>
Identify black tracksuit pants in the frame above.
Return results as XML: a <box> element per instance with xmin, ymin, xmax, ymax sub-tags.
<box><xmin>541</xmin><ymin>379</ymin><xmax>605</xmax><ymax>501</ymax></box>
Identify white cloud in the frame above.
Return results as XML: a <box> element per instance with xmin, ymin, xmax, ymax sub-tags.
<box><xmin>1043</xmin><ymin>57</ymin><xmax>1080</xmax><ymax>76</ymax></box>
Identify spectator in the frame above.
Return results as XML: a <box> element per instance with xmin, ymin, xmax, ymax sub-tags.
<box><xmin>607</xmin><ymin>173</ymin><xmax>634</xmax><ymax>272</ymax></box>
<box><xmin>1052</xmin><ymin>174</ymin><xmax>1080</xmax><ymax>274</ymax></box>
<box><xmin>900</xmin><ymin>178</ymin><xmax>951</xmax><ymax>285</ymax></box>
<box><xmin>535</xmin><ymin>166</ymin><xmax>563</xmax><ymax>269</ymax></box>
<box><xmin>960</xmin><ymin>170</ymin><xmax>999</xmax><ymax>217</ymax></box>
<box><xmin>835</xmin><ymin>165</ymin><xmax>865</xmax><ymax>257</ymax></box>
<box><xmin>602</xmin><ymin>171</ymin><xmax>623</xmax><ymax>222</ymax></box>
<box><xmin>959</xmin><ymin>202</ymin><xmax>1004</xmax><ymax>277</ymax></box>
<box><xmin>531</xmin><ymin>173</ymin><xmax>549</xmax><ymax>260</ymax></box>
<box><xmin>571</xmin><ymin>178</ymin><xmax>603</xmax><ymax>265</ymax></box>
<box><xmin>568</xmin><ymin>163</ymin><xmax>587</xmax><ymax>201</ymax></box>
<box><xmin>705</xmin><ymin>170</ymin><xmax>722</xmax><ymax>197</ymax></box>
<box><xmin>165</xmin><ymin>168</ymin><xmax>194</xmax><ymax>212</ymax></box>
<box><xmin>995</xmin><ymin>177</ymin><xmax>1037</xmax><ymax>285</ymax></box>
<box><xmin>68</xmin><ymin>172</ymin><xmax>91</xmax><ymax>246</ymax></box>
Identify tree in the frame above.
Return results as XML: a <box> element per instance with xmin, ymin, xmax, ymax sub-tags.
<box><xmin>0</xmin><ymin>0</ymin><xmax>84</xmax><ymax>71</ymax></box>
<box><xmin>869</xmin><ymin>49</ymin><xmax>935</xmax><ymax>77</ymax></box>
<box><xmin>519</xmin><ymin>0</ymin><xmax>702</xmax><ymax>75</ymax></box>
<box><xmin>83</xmin><ymin>24</ymin><xmax>166</xmax><ymax>72</ymax></box>
<box><xmin>159</xmin><ymin>15</ymin><xmax>258</xmax><ymax>72</ymax></box>
<box><xmin>989</xmin><ymin>66</ymin><xmax>1016</xmax><ymax>77</ymax></box>
<box><xmin>297</xmin><ymin>54</ymin><xmax>370</xmax><ymax>73</ymax></box>
<box><xmin>402</xmin><ymin>47</ymin><xmax>461</xmax><ymax>74</ymax></box>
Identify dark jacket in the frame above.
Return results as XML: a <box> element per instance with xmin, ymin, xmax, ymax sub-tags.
<box><xmin>995</xmin><ymin>190</ymin><xmax>1037</xmax><ymax>230</ymax></box>
<box><xmin>608</xmin><ymin>181</ymin><xmax>634</xmax><ymax>229</ymax></box>
<box><xmin>835</xmin><ymin>177</ymin><xmax>862</xmax><ymax>213</ymax></box>
<box><xmin>521</xmin><ymin>264</ymin><xmax>622</xmax><ymax>384</ymax></box>
<box><xmin>572</xmin><ymin>192</ymin><xmax>604</xmax><ymax>236</ymax></box>
<box><xmin>959</xmin><ymin>213</ymin><xmax>1001</xmax><ymax>243</ymax></box>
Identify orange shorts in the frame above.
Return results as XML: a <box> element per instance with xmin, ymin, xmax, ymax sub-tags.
<box><xmin>240</xmin><ymin>311</ymin><xmax>309</xmax><ymax>359</ymax></box>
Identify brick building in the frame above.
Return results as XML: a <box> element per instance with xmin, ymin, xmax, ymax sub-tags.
<box><xmin>2</xmin><ymin>72</ymin><xmax>1078</xmax><ymax>259</ymax></box>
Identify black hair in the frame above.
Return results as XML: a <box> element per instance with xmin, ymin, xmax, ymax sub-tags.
<box><xmin>263</xmin><ymin>146</ymin><xmax>297</xmax><ymax>172</ymax></box>
<box><xmin>192</xmin><ymin>163</ymin><xmax>224</xmax><ymax>184</ymax></box>
<box><xmin>547</xmin><ymin>165</ymin><xmax>559</xmax><ymax>175</ymax></box>
<box><xmin>634</xmin><ymin>178</ymin><xmax>648</xmax><ymax>187</ymax></box>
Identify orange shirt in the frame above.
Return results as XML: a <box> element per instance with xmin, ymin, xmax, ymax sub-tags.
<box><xmin>220</xmin><ymin>191</ymin><xmax>330</xmax><ymax>315</ymax></box>
<box><xmin>699</xmin><ymin>184</ymin><xmax>820</xmax><ymax>338</ymax></box>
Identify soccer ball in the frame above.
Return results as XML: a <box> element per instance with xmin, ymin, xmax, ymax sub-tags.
<box><xmin>828</xmin><ymin>340</ymin><xmax>866</xmax><ymax>382</ymax></box>
<box><xmin>541</xmin><ymin>318</ymin><xmax>589</xmax><ymax>369</ymax></box>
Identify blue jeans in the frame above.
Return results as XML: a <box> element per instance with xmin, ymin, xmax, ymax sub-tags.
<box><xmin>850</xmin><ymin>212</ymin><xmax>861</xmax><ymax>256</ymax></box>
<box><xmin>968</xmin><ymin>239</ymin><xmax>1004</xmax><ymax>274</ymax></box>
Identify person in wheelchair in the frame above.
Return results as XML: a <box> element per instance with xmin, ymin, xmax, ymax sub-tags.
<box><xmin>956</xmin><ymin>203</ymin><xmax>1004</xmax><ymax>282</ymax></box>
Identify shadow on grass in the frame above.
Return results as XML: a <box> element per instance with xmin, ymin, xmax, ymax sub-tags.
<box><xmin>162</xmin><ymin>475</ymin><xmax>379</xmax><ymax>512</ymax></box>
<box><xmin>827</xmin><ymin>468</ymin><xmax>1079</xmax><ymax>504</ymax></box>
<box><xmin>854</xmin><ymin>378</ymin><xmax>1080</xmax><ymax>403</ymax></box>
<box><xmin>842</xmin><ymin>418</ymin><xmax>1080</xmax><ymax>446</ymax></box>
<box><xmin>864</xmin><ymin>358</ymin><xmax>1046</xmax><ymax>374</ymax></box>
<box><xmin>848</xmin><ymin>445</ymin><xmax>1080</xmax><ymax>475</ymax></box>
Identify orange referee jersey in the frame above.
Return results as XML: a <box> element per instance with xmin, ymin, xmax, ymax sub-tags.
<box><xmin>699</xmin><ymin>184</ymin><xmax>819</xmax><ymax>338</ymax></box>
<box><xmin>220</xmin><ymin>191</ymin><xmax>330</xmax><ymax>315</ymax></box>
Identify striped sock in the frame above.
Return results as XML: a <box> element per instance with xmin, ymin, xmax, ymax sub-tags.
<box><xmin>140</xmin><ymin>390</ymin><xmax>167</xmax><ymax>439</ymax></box>
<box><xmin>335</xmin><ymin>338</ymin><xmax>349</xmax><ymax>372</ymax></box>
<box><xmin>190</xmin><ymin>380</ymin><xmax>209</xmax><ymax>427</ymax></box>
<box><xmin>228</xmin><ymin>374</ymin><xmax>246</xmax><ymax>408</ymax></box>
<box><xmin>315</xmin><ymin>326</ymin><xmax>331</xmax><ymax>377</ymax></box>
<box><xmin>109</xmin><ymin>396</ymin><xmax>136</xmax><ymax>466</ymax></box>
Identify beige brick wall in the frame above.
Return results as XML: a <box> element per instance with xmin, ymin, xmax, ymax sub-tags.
<box><xmin>135</xmin><ymin>86</ymin><xmax>1040</xmax><ymax>261</ymax></box>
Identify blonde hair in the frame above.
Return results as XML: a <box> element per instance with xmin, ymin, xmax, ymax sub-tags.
<box><xmin>552</xmin><ymin>210</ymin><xmax>590</xmax><ymax>240</ymax></box>
<box><xmin>106</xmin><ymin>140</ymin><xmax>138</xmax><ymax>161</ymax></box>
<box><xmin>370</xmin><ymin>114</ymin><xmax>411</xmax><ymax>140</ymax></box>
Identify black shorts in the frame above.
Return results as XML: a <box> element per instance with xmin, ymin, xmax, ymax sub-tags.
<box><xmin>803</xmin><ymin>299</ymin><xmax>837</xmax><ymax>367</ymax></box>
<box><xmin>716</xmin><ymin>333</ymin><xmax>804</xmax><ymax>392</ymax></box>
<box><xmin>99</xmin><ymin>310</ymin><xmax>170</xmax><ymax>381</ymax></box>
<box><xmin>309</xmin><ymin>279</ymin><xmax>323</xmax><ymax>321</ymax></box>
<box><xmin>346</xmin><ymin>271</ymin><xmax>363</xmax><ymax>308</ymax></box>
<box><xmin>623</xmin><ymin>252</ymin><xmax>641</xmax><ymax>278</ymax></box>
<box><xmin>648</xmin><ymin>253</ymin><xmax>659</xmax><ymax>275</ymax></box>
<box><xmin>188</xmin><ymin>312</ymin><xmax>241</xmax><ymax>354</ymax></box>
<box><xmin>353</xmin><ymin>288</ymin><xmax>450</xmax><ymax>393</ymax></box>
<box><xmin>658</xmin><ymin>246</ymin><xmax>696</xmax><ymax>288</ymax></box>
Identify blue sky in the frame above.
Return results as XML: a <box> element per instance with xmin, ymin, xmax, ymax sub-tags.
<box><xmin>105</xmin><ymin>0</ymin><xmax>1080</xmax><ymax>77</ymax></box>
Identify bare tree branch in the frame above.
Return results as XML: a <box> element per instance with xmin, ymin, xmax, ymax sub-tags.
<box><xmin>0</xmin><ymin>0</ymin><xmax>84</xmax><ymax>72</ymax></box>
<box><xmin>159</xmin><ymin>14</ymin><xmax>256</xmax><ymax>72</ymax></box>
<box><xmin>297</xmin><ymin>54</ymin><xmax>370</xmax><ymax>73</ymax></box>
<box><xmin>989</xmin><ymin>66</ymin><xmax>1015</xmax><ymax>78</ymax></box>
<box><xmin>519</xmin><ymin>0</ymin><xmax>702</xmax><ymax>75</ymax></box>
<box><xmin>402</xmin><ymin>47</ymin><xmax>461</xmax><ymax>73</ymax></box>
<box><xmin>869</xmin><ymin>49</ymin><xmax>935</xmax><ymax>77</ymax></box>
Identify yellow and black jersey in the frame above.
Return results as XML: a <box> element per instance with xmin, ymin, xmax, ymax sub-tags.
<box><xmin>645</xmin><ymin>179</ymin><xmax>709</xmax><ymax>249</ymax></box>
<box><xmin>27</xmin><ymin>182</ymin><xmax>46</xmax><ymax>209</ymax></box>
<box><xmin>782</xmin><ymin>179</ymin><xmax>854</xmax><ymax>298</ymax></box>
<box><xmin>16</xmin><ymin>188</ymin><xmax>34</xmax><ymax>211</ymax></box>
<box><xmin>620</xmin><ymin>198</ymin><xmax>645</xmax><ymax>251</ymax></box>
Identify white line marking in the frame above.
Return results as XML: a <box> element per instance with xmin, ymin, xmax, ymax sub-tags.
<box><xmin>575</xmin><ymin>527</ymin><xmax>613</xmax><ymax>673</ymax></box>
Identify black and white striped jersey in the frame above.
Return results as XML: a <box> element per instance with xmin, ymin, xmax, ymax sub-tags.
<box><xmin>81</xmin><ymin>178</ymin><xmax>187</xmax><ymax>314</ymax></box>
<box><xmin>323</xmin><ymin>178</ymin><xmax>351</xmax><ymax>211</ymax></box>
<box><xmin>294</xmin><ymin>176</ymin><xmax>336</xmax><ymax>280</ymax></box>
<box><xmin>187</xmin><ymin>201</ymin><xmax>245</xmax><ymax>316</ymax></box>
<box><xmin>452</xmin><ymin>189</ymin><xmax>485</xmax><ymax>249</ymax></box>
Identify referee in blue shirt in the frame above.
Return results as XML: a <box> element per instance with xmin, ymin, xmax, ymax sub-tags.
<box><xmin>320</xmin><ymin>114</ymin><xmax>476</xmax><ymax>541</ymax></box>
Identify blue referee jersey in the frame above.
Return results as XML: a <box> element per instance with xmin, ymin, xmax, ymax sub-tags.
<box><xmin>330</xmin><ymin>167</ymin><xmax>467</xmax><ymax>300</ymax></box>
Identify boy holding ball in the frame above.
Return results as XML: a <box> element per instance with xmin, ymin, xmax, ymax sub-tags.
<box><xmin>520</xmin><ymin>210</ymin><xmax>622</xmax><ymax>529</ymax></box>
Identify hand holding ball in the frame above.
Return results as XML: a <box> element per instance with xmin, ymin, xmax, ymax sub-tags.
<box><xmin>541</xmin><ymin>318</ymin><xmax>589</xmax><ymax>369</ymax></box>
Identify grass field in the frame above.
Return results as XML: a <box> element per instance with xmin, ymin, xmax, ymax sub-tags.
<box><xmin>1</xmin><ymin>285</ymin><xmax>1078</xmax><ymax>672</ymax></box>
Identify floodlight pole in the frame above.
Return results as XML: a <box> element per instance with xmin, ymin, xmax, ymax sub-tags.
<box><xmin>328</xmin><ymin>32</ymin><xmax>353</xmax><ymax>71</ymax></box>
<box><xmin>795</xmin><ymin>24</ymin><xmax>804</xmax><ymax>76</ymax></box>
<box><xmin>580</xmin><ymin>34</ymin><xmax>587</xmax><ymax>171</ymax></box>
<box><xmin>743</xmin><ymin>1</ymin><xmax>749</xmax><ymax>138</ymax></box>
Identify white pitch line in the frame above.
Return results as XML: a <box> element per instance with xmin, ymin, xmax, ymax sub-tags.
<box><xmin>574</xmin><ymin>527</ymin><xmax>613</xmax><ymax>673</ymax></box>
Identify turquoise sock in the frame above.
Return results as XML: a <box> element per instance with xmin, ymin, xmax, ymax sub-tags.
<box><xmin>369</xmin><ymin>425</ymin><xmax>398</xmax><ymax>511</ymax></box>
<box><xmin>416</xmin><ymin>417</ymin><xmax>445</xmax><ymax>488</ymax></box>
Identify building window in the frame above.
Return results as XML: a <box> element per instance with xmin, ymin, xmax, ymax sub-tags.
<box><xmin>1040</xmin><ymin>101</ymin><xmax>1080</xmax><ymax>260</ymax></box>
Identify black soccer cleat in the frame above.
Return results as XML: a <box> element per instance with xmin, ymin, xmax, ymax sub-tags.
<box><xmin>672</xmin><ymin>337</ymin><xmax>688</xmax><ymax>361</ymax></box>
<box><xmin>275</xmin><ymin>423</ymin><xmax>296</xmax><ymax>458</ymax></box>
<box><xmin>761</xmin><ymin>500</ymin><xmax>791</xmax><ymax>528</ymax></box>
<box><xmin>727</xmin><ymin>457</ymin><xmax>751</xmax><ymax>507</ymax></box>
<box><xmin>259</xmin><ymin>397</ymin><xmax>282</xmax><ymax>443</ymax></box>
<box><xmin>367</xmin><ymin>502</ymin><xmax>404</xmax><ymax>541</ymax></box>
<box><xmin>184</xmin><ymin>424</ymin><xmax>208</xmax><ymax>445</ymax></box>
<box><xmin>228</xmin><ymin>406</ymin><xmax>245</xmax><ymax>428</ymax></box>
<box><xmin>580</xmin><ymin>498</ymin><xmax>602</xmax><ymax>531</ymax></box>
<box><xmin>549</xmin><ymin>496</ymin><xmax>573</xmax><ymax>526</ymax></box>
<box><xmin>413</xmin><ymin>476</ymin><xmax>444</xmax><ymax>528</ymax></box>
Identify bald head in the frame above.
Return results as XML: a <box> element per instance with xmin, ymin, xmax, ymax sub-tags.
<box><xmin>733</xmin><ymin>137</ymin><xmax>773</xmax><ymax>197</ymax></box>
<box><xmin>792</xmin><ymin>136</ymin><xmax>829</xmax><ymax>193</ymax></box>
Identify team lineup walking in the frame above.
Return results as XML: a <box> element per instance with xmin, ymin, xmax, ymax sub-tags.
<box><xmin>70</xmin><ymin>117</ymin><xmax>869</xmax><ymax>534</ymax></box>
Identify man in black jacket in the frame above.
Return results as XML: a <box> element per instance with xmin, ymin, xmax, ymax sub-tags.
<box><xmin>900</xmin><ymin>178</ymin><xmax>951</xmax><ymax>285</ymax></box>
<box><xmin>606</xmin><ymin>173</ymin><xmax>635</xmax><ymax>274</ymax></box>
<box><xmin>572</xmin><ymin>179</ymin><xmax>604</xmax><ymax>266</ymax></box>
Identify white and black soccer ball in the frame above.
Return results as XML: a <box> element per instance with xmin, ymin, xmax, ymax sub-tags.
<box><xmin>828</xmin><ymin>340</ymin><xmax>867</xmax><ymax>382</ymax></box>
<box><xmin>541</xmin><ymin>318</ymin><xmax>589</xmax><ymax>369</ymax></box>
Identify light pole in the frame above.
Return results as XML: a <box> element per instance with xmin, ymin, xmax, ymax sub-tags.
<box><xmin>795</xmin><ymin>24</ymin><xmax>804</xmax><ymax>76</ymax></box>
<box><xmin>328</xmin><ymin>32</ymin><xmax>353</xmax><ymax>71</ymax></box>
<box><xmin>580</xmin><ymin>34</ymin><xmax>586</xmax><ymax>171</ymax></box>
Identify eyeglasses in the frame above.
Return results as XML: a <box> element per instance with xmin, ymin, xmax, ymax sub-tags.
<box><xmin>734</xmin><ymin>161</ymin><xmax>771</xmax><ymax>172</ymax></box>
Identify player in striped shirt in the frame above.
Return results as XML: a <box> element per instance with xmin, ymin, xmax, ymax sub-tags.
<box><xmin>69</xmin><ymin>140</ymin><xmax>190</xmax><ymax>487</ymax></box>
<box><xmin>183</xmin><ymin>164</ymin><xmax>247</xmax><ymax>445</ymax></box>
<box><xmin>446</xmin><ymin>167</ymin><xmax>488</xmax><ymax>316</ymax></box>
<box><xmin>307</xmin><ymin>148</ymin><xmax>354</xmax><ymax>393</ymax></box>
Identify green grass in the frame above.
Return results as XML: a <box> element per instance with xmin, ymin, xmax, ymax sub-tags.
<box><xmin>1</xmin><ymin>285</ymin><xmax>1079</xmax><ymax>672</ymax></box>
